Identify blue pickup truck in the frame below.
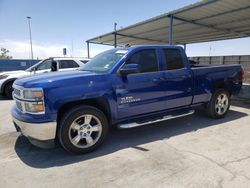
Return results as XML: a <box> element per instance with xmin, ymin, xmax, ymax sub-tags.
<box><xmin>11</xmin><ymin>45</ymin><xmax>243</xmax><ymax>154</ymax></box>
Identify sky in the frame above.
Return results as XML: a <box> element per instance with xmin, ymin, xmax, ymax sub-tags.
<box><xmin>0</xmin><ymin>0</ymin><xmax>250</xmax><ymax>59</ymax></box>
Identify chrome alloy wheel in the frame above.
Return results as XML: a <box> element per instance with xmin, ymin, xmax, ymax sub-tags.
<box><xmin>68</xmin><ymin>114</ymin><xmax>102</xmax><ymax>148</ymax></box>
<box><xmin>215</xmin><ymin>93</ymin><xmax>229</xmax><ymax>115</ymax></box>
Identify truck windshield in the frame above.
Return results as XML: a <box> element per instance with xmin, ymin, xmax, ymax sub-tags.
<box><xmin>80</xmin><ymin>49</ymin><xmax>128</xmax><ymax>73</ymax></box>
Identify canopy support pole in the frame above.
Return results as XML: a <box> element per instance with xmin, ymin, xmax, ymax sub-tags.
<box><xmin>86</xmin><ymin>41</ymin><xmax>90</xmax><ymax>58</ymax></box>
<box><xmin>168</xmin><ymin>15</ymin><xmax>173</xmax><ymax>45</ymax></box>
<box><xmin>114</xmin><ymin>22</ymin><xmax>117</xmax><ymax>48</ymax></box>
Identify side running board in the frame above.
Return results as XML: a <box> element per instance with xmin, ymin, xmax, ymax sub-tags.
<box><xmin>118</xmin><ymin>110</ymin><xmax>195</xmax><ymax>129</ymax></box>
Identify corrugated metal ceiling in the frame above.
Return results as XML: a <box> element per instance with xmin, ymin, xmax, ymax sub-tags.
<box><xmin>87</xmin><ymin>0</ymin><xmax>250</xmax><ymax>46</ymax></box>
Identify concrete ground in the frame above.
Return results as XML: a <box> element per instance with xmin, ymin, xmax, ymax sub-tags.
<box><xmin>0</xmin><ymin>95</ymin><xmax>250</xmax><ymax>188</ymax></box>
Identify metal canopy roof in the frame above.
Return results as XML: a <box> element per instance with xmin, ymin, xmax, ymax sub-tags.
<box><xmin>87</xmin><ymin>0</ymin><xmax>250</xmax><ymax>47</ymax></box>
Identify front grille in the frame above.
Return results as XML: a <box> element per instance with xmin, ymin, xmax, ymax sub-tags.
<box><xmin>13</xmin><ymin>88</ymin><xmax>21</xmax><ymax>98</ymax></box>
<box><xmin>16</xmin><ymin>100</ymin><xmax>23</xmax><ymax>112</ymax></box>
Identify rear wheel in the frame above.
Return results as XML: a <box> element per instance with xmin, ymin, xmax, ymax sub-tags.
<box><xmin>58</xmin><ymin>106</ymin><xmax>109</xmax><ymax>154</ymax></box>
<box><xmin>206</xmin><ymin>88</ymin><xmax>230</xmax><ymax>118</ymax></box>
<box><xmin>4</xmin><ymin>81</ymin><xmax>14</xmax><ymax>99</ymax></box>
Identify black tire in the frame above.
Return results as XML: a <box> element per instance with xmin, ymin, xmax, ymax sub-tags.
<box><xmin>58</xmin><ymin>105</ymin><xmax>109</xmax><ymax>154</ymax></box>
<box><xmin>206</xmin><ymin>88</ymin><xmax>230</xmax><ymax>119</ymax></box>
<box><xmin>4</xmin><ymin>81</ymin><xmax>14</xmax><ymax>99</ymax></box>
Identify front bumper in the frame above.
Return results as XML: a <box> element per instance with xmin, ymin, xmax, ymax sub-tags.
<box><xmin>12</xmin><ymin>116</ymin><xmax>57</xmax><ymax>148</ymax></box>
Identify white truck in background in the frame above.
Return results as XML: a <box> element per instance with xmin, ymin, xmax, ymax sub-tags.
<box><xmin>0</xmin><ymin>57</ymin><xmax>89</xmax><ymax>98</ymax></box>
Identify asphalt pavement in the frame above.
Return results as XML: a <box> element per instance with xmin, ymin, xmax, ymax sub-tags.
<box><xmin>0</xmin><ymin>95</ymin><xmax>250</xmax><ymax>188</ymax></box>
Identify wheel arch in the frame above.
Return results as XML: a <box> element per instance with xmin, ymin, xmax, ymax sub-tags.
<box><xmin>212</xmin><ymin>79</ymin><xmax>232</xmax><ymax>96</ymax></box>
<box><xmin>1</xmin><ymin>78</ymin><xmax>16</xmax><ymax>93</ymax></box>
<box><xmin>57</xmin><ymin>97</ymin><xmax>112</xmax><ymax>125</ymax></box>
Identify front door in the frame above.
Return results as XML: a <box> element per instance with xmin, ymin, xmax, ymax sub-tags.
<box><xmin>115</xmin><ymin>49</ymin><xmax>166</xmax><ymax>119</ymax></box>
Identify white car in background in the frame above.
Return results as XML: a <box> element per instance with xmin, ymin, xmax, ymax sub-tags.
<box><xmin>0</xmin><ymin>57</ymin><xmax>89</xmax><ymax>98</ymax></box>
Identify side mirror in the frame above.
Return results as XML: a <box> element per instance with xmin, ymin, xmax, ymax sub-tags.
<box><xmin>120</xmin><ymin>64</ymin><xmax>140</xmax><ymax>76</ymax></box>
<box><xmin>32</xmin><ymin>67</ymin><xmax>37</xmax><ymax>73</ymax></box>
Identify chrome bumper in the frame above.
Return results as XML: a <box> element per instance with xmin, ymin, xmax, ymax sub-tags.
<box><xmin>12</xmin><ymin>116</ymin><xmax>57</xmax><ymax>141</ymax></box>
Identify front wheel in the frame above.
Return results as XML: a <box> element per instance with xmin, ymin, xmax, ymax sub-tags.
<box><xmin>58</xmin><ymin>106</ymin><xmax>109</xmax><ymax>154</ymax></box>
<box><xmin>206</xmin><ymin>89</ymin><xmax>230</xmax><ymax>119</ymax></box>
<box><xmin>4</xmin><ymin>81</ymin><xmax>14</xmax><ymax>99</ymax></box>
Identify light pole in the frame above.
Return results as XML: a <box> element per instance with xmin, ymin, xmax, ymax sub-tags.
<box><xmin>26</xmin><ymin>16</ymin><xmax>34</xmax><ymax>59</ymax></box>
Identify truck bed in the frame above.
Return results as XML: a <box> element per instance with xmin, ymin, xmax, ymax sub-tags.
<box><xmin>190</xmin><ymin>64</ymin><xmax>243</xmax><ymax>104</ymax></box>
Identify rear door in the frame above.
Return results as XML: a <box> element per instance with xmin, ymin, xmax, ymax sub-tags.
<box><xmin>115</xmin><ymin>49</ymin><xmax>166</xmax><ymax>119</ymax></box>
<box><xmin>161</xmin><ymin>48</ymin><xmax>193</xmax><ymax>109</ymax></box>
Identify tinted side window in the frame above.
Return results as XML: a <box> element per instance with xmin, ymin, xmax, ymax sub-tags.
<box><xmin>163</xmin><ymin>49</ymin><xmax>184</xmax><ymax>70</ymax></box>
<box><xmin>126</xmin><ymin>49</ymin><xmax>158</xmax><ymax>73</ymax></box>
<box><xmin>59</xmin><ymin>60</ymin><xmax>79</xmax><ymax>69</ymax></box>
<box><xmin>36</xmin><ymin>59</ymin><xmax>52</xmax><ymax>70</ymax></box>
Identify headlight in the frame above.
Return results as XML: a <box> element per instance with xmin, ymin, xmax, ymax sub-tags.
<box><xmin>24</xmin><ymin>102</ymin><xmax>45</xmax><ymax>113</ymax></box>
<box><xmin>0</xmin><ymin>74</ymin><xmax>9</xmax><ymax>80</ymax></box>
<box><xmin>23</xmin><ymin>89</ymin><xmax>44</xmax><ymax>100</ymax></box>
<box><xmin>23</xmin><ymin>88</ymin><xmax>45</xmax><ymax>114</ymax></box>
<box><xmin>13</xmin><ymin>86</ymin><xmax>45</xmax><ymax>114</ymax></box>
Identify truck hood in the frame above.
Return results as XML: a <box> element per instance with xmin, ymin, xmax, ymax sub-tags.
<box><xmin>14</xmin><ymin>70</ymin><xmax>106</xmax><ymax>88</ymax></box>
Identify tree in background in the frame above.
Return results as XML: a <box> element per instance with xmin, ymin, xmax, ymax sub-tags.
<box><xmin>0</xmin><ymin>48</ymin><xmax>12</xmax><ymax>59</ymax></box>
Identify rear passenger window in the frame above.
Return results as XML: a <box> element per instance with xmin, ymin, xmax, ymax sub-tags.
<box><xmin>163</xmin><ymin>49</ymin><xmax>184</xmax><ymax>70</ymax></box>
<box><xmin>126</xmin><ymin>49</ymin><xmax>158</xmax><ymax>73</ymax></box>
<box><xmin>59</xmin><ymin>60</ymin><xmax>79</xmax><ymax>69</ymax></box>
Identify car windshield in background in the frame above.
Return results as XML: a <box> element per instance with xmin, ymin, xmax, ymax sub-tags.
<box><xmin>25</xmin><ymin>60</ymin><xmax>44</xmax><ymax>72</ymax></box>
<box><xmin>80</xmin><ymin>49</ymin><xmax>128</xmax><ymax>73</ymax></box>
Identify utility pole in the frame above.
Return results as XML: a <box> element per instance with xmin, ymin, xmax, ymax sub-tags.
<box><xmin>26</xmin><ymin>16</ymin><xmax>34</xmax><ymax>59</ymax></box>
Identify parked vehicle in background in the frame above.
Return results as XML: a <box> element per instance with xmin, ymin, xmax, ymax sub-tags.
<box><xmin>11</xmin><ymin>45</ymin><xmax>243</xmax><ymax>154</ymax></box>
<box><xmin>0</xmin><ymin>57</ymin><xmax>89</xmax><ymax>98</ymax></box>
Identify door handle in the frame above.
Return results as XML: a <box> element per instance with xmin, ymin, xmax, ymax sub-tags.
<box><xmin>153</xmin><ymin>77</ymin><xmax>165</xmax><ymax>82</ymax></box>
<box><xmin>181</xmin><ymin>75</ymin><xmax>191</xmax><ymax>79</ymax></box>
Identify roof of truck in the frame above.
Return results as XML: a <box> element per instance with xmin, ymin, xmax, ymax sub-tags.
<box><xmin>111</xmin><ymin>45</ymin><xmax>183</xmax><ymax>51</ymax></box>
<box><xmin>49</xmin><ymin>57</ymin><xmax>90</xmax><ymax>60</ymax></box>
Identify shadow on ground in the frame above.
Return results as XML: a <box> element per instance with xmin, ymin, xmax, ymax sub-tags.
<box><xmin>14</xmin><ymin>109</ymin><xmax>248</xmax><ymax>169</ymax></box>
